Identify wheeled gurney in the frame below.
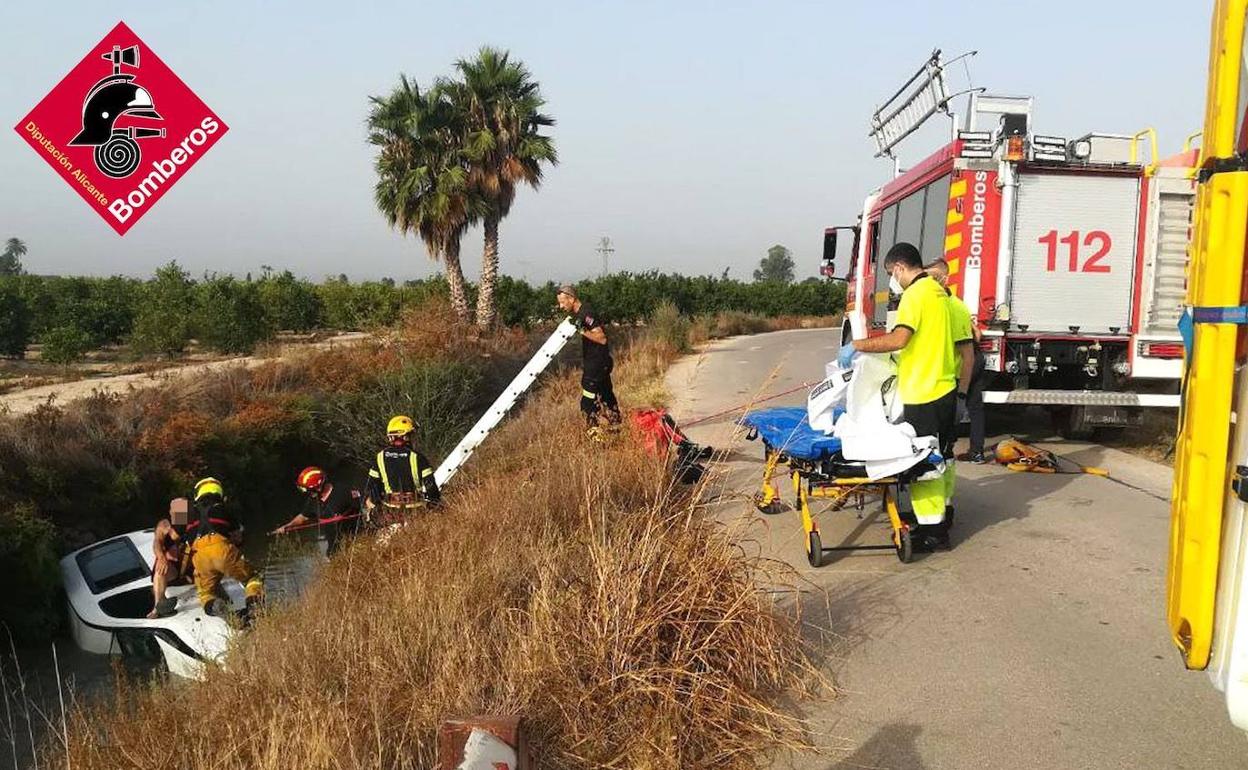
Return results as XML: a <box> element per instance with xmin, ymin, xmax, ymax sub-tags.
<box><xmin>739</xmin><ymin>407</ymin><xmax>942</xmax><ymax>566</ymax></box>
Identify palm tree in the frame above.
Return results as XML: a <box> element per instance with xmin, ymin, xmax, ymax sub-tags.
<box><xmin>1</xmin><ymin>238</ymin><xmax>26</xmax><ymax>276</ymax></box>
<box><xmin>450</xmin><ymin>47</ymin><xmax>557</xmax><ymax>327</ymax></box>
<box><xmin>368</xmin><ymin>77</ymin><xmax>477</xmax><ymax>322</ymax></box>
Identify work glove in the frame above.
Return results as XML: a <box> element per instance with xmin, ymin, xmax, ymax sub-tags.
<box><xmin>837</xmin><ymin>342</ymin><xmax>858</xmax><ymax>370</ymax></box>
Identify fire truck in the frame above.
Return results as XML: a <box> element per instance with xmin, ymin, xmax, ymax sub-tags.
<box><xmin>823</xmin><ymin>56</ymin><xmax>1196</xmax><ymax>435</ymax></box>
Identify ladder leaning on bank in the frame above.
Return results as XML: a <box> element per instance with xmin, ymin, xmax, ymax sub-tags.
<box><xmin>433</xmin><ymin>317</ymin><xmax>579</xmax><ymax>489</ymax></box>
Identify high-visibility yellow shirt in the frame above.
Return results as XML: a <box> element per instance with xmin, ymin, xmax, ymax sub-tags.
<box><xmin>948</xmin><ymin>294</ymin><xmax>974</xmax><ymax>346</ymax></box>
<box><xmin>947</xmin><ymin>292</ymin><xmax>975</xmax><ymax>381</ymax></box>
<box><xmin>894</xmin><ymin>273</ymin><xmax>957</xmax><ymax>404</ymax></box>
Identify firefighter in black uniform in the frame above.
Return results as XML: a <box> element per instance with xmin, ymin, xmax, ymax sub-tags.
<box><xmin>272</xmin><ymin>467</ymin><xmax>363</xmax><ymax>555</ymax></box>
<box><xmin>556</xmin><ymin>284</ymin><xmax>622</xmax><ymax>428</ymax></box>
<box><xmin>363</xmin><ymin>415</ymin><xmax>441</xmax><ymax>524</ymax></box>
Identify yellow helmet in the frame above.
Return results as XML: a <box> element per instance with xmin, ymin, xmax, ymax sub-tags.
<box><xmin>194</xmin><ymin>477</ymin><xmax>225</xmax><ymax>501</ymax></box>
<box><xmin>386</xmin><ymin>415</ymin><xmax>415</xmax><ymax>439</ymax></box>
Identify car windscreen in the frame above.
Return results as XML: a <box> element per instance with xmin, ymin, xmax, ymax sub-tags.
<box><xmin>75</xmin><ymin>538</ymin><xmax>149</xmax><ymax>595</ymax></box>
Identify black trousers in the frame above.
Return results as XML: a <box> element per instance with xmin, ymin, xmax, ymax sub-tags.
<box><xmin>967</xmin><ymin>351</ymin><xmax>986</xmax><ymax>454</ymax></box>
<box><xmin>581</xmin><ymin>360</ymin><xmax>620</xmax><ymax>425</ymax></box>
<box><xmin>903</xmin><ymin>388</ymin><xmax>958</xmax><ymax>534</ymax></box>
<box><xmin>903</xmin><ymin>388</ymin><xmax>958</xmax><ymax>461</ymax></box>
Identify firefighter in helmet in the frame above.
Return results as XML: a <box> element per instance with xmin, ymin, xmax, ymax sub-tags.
<box><xmin>363</xmin><ymin>416</ymin><xmax>441</xmax><ymax>523</ymax></box>
<box><xmin>272</xmin><ymin>467</ymin><xmax>363</xmax><ymax>556</ymax></box>
<box><xmin>188</xmin><ymin>477</ymin><xmax>263</xmax><ymax>617</ymax></box>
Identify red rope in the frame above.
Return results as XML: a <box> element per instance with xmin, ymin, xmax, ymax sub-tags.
<box><xmin>681</xmin><ymin>380</ymin><xmax>818</xmax><ymax>428</ymax></box>
<box><xmin>270</xmin><ymin>512</ymin><xmax>364</xmax><ymax>536</ymax></box>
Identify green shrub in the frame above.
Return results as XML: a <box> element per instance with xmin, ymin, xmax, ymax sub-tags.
<box><xmin>315</xmin><ymin>277</ymin><xmax>370</xmax><ymax>330</ymax></box>
<box><xmin>572</xmin><ymin>271</ymin><xmax>846</xmax><ymax>323</ymax></box>
<box><xmin>649</xmin><ymin>300</ymin><xmax>691</xmax><ymax>353</ymax></box>
<box><xmin>0</xmin><ymin>278</ymin><xmax>31</xmax><ymax>358</ymax></box>
<box><xmin>258</xmin><ymin>270</ymin><xmax>323</xmax><ymax>332</ymax></box>
<box><xmin>40</xmin><ymin>324</ymin><xmax>92</xmax><ymax>364</ymax></box>
<box><xmin>314</xmin><ymin>359</ymin><xmax>487</xmax><ymax>464</ymax></box>
<box><xmin>195</xmin><ymin>275</ymin><xmax>272</xmax><ymax>354</ymax></box>
<box><xmin>0</xmin><ymin>504</ymin><xmax>60</xmax><ymax>640</ymax></box>
<box><xmin>494</xmin><ymin>275</ymin><xmax>557</xmax><ymax>327</ymax></box>
<box><xmin>131</xmin><ymin>261</ymin><xmax>195</xmax><ymax>356</ymax></box>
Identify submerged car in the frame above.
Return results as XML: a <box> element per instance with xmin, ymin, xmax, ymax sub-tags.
<box><xmin>60</xmin><ymin>530</ymin><xmax>242</xmax><ymax>679</ymax></box>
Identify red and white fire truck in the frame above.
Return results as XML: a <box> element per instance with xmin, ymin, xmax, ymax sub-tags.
<box><xmin>824</xmin><ymin>76</ymin><xmax>1196</xmax><ymax>435</ymax></box>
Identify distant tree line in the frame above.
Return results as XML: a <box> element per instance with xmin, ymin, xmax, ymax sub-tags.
<box><xmin>0</xmin><ymin>263</ymin><xmax>844</xmax><ymax>362</ymax></box>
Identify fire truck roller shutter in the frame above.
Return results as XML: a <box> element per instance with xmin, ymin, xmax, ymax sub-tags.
<box><xmin>1009</xmin><ymin>173</ymin><xmax>1140</xmax><ymax>334</ymax></box>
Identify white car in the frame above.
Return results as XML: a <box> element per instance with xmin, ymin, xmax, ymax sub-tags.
<box><xmin>60</xmin><ymin>530</ymin><xmax>241</xmax><ymax>679</ymax></box>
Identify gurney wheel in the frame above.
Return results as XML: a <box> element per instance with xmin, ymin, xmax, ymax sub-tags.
<box><xmin>807</xmin><ymin>531</ymin><xmax>823</xmax><ymax>568</ymax></box>
<box><xmin>896</xmin><ymin>528</ymin><xmax>913</xmax><ymax>564</ymax></box>
<box><xmin>753</xmin><ymin>491</ymin><xmax>784</xmax><ymax>515</ymax></box>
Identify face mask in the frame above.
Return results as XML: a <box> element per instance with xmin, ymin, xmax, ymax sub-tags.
<box><xmin>889</xmin><ymin>273</ymin><xmax>904</xmax><ymax>295</ymax></box>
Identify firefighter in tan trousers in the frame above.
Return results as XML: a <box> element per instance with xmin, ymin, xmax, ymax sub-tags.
<box><xmin>188</xmin><ymin>478</ymin><xmax>263</xmax><ymax>617</ymax></box>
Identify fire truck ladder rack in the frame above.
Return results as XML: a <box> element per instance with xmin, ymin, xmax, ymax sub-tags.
<box><xmin>869</xmin><ymin>48</ymin><xmax>983</xmax><ymax>158</ymax></box>
<box><xmin>433</xmin><ymin>317</ymin><xmax>579</xmax><ymax>489</ymax></box>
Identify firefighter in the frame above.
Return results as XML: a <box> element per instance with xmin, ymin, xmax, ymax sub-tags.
<box><xmin>925</xmin><ymin>258</ymin><xmax>986</xmax><ymax>463</ymax></box>
<box><xmin>364</xmin><ymin>416</ymin><xmax>441</xmax><ymax>523</ymax></box>
<box><xmin>556</xmin><ymin>284</ymin><xmax>622</xmax><ymax>430</ymax></box>
<box><xmin>838</xmin><ymin>242</ymin><xmax>962</xmax><ymax>545</ymax></box>
<box><xmin>272</xmin><ymin>466</ymin><xmax>362</xmax><ymax>556</ymax></box>
<box><xmin>188</xmin><ymin>478</ymin><xmax>263</xmax><ymax>617</ymax></box>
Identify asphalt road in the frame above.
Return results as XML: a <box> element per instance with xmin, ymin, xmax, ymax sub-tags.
<box><xmin>666</xmin><ymin>328</ymin><xmax>1247</xmax><ymax>770</ymax></box>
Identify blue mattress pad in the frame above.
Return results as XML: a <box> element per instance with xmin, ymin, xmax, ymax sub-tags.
<box><xmin>738</xmin><ymin>406</ymin><xmax>844</xmax><ymax>461</ymax></box>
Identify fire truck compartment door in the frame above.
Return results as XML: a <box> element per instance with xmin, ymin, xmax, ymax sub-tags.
<box><xmin>1009</xmin><ymin>173</ymin><xmax>1140</xmax><ymax>333</ymax></box>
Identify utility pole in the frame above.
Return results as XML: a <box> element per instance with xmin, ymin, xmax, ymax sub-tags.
<box><xmin>595</xmin><ymin>236</ymin><xmax>614</xmax><ymax>277</ymax></box>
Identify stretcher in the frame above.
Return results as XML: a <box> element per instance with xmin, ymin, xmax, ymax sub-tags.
<box><xmin>739</xmin><ymin>407</ymin><xmax>941</xmax><ymax>566</ymax></box>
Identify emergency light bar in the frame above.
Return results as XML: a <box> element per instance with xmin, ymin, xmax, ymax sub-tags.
<box><xmin>1031</xmin><ymin>134</ymin><xmax>1068</xmax><ymax>163</ymax></box>
<box><xmin>958</xmin><ymin>129</ymin><xmax>995</xmax><ymax>158</ymax></box>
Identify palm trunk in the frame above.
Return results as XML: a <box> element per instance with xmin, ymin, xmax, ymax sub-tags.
<box><xmin>475</xmin><ymin>214</ymin><xmax>501</xmax><ymax>328</ymax></box>
<box><xmin>442</xmin><ymin>239</ymin><xmax>472</xmax><ymax>323</ymax></box>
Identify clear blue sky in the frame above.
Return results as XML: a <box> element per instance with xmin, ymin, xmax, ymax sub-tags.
<box><xmin>0</xmin><ymin>1</ymin><xmax>1210</xmax><ymax>283</ymax></box>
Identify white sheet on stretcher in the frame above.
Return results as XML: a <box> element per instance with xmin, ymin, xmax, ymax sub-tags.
<box><xmin>809</xmin><ymin>354</ymin><xmax>943</xmax><ymax>481</ymax></box>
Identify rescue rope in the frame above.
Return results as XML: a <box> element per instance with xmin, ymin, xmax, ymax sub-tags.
<box><xmin>681</xmin><ymin>380</ymin><xmax>820</xmax><ymax>428</ymax></box>
<box><xmin>269</xmin><ymin>512</ymin><xmax>364</xmax><ymax>536</ymax></box>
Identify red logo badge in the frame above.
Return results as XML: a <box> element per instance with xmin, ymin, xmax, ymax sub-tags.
<box><xmin>14</xmin><ymin>22</ymin><xmax>228</xmax><ymax>235</ymax></box>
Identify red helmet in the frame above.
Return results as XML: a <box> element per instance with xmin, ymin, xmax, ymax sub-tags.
<box><xmin>296</xmin><ymin>466</ymin><xmax>326</xmax><ymax>493</ymax></box>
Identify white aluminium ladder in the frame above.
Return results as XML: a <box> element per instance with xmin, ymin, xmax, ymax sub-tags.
<box><xmin>433</xmin><ymin>317</ymin><xmax>579</xmax><ymax>488</ymax></box>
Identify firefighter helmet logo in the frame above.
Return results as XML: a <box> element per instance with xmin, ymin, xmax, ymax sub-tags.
<box><xmin>14</xmin><ymin>22</ymin><xmax>228</xmax><ymax>235</ymax></box>
<box><xmin>68</xmin><ymin>44</ymin><xmax>167</xmax><ymax>179</ymax></box>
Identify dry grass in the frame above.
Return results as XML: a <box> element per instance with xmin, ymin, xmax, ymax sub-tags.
<box><xmin>46</xmin><ymin>330</ymin><xmax>815</xmax><ymax>769</ymax></box>
<box><xmin>688</xmin><ymin>312</ymin><xmax>841</xmax><ymax>347</ymax></box>
<box><xmin>1099</xmin><ymin>407</ymin><xmax>1178</xmax><ymax>465</ymax></box>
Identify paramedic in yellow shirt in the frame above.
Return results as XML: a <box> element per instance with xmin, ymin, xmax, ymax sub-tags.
<box><xmin>837</xmin><ymin>242</ymin><xmax>971</xmax><ymax>546</ymax></box>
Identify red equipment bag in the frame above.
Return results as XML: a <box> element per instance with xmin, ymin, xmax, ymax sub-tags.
<box><xmin>631</xmin><ymin>409</ymin><xmax>688</xmax><ymax>455</ymax></box>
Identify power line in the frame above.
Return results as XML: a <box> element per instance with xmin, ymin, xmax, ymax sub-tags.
<box><xmin>595</xmin><ymin>236</ymin><xmax>614</xmax><ymax>277</ymax></box>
